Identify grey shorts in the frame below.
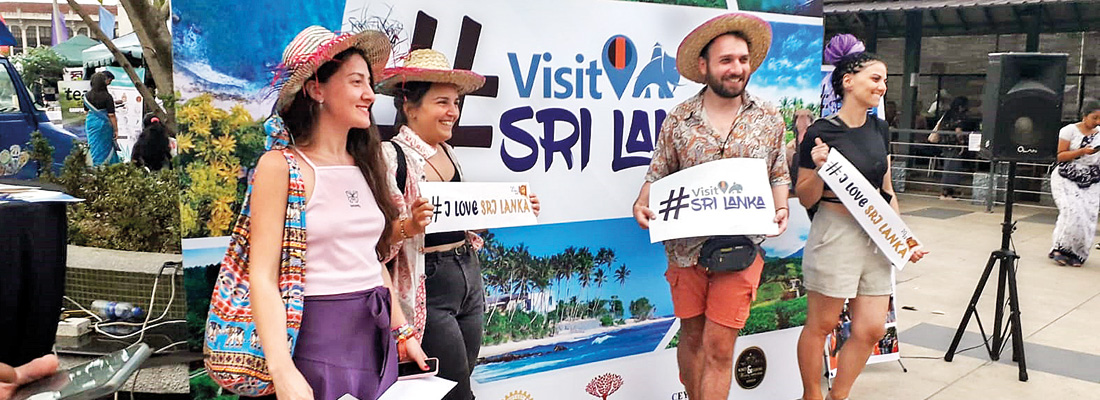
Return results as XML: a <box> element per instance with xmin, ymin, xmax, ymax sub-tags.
<box><xmin>803</xmin><ymin>205</ymin><xmax>894</xmax><ymax>298</ymax></box>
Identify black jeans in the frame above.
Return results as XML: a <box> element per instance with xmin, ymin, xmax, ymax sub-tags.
<box><xmin>421</xmin><ymin>245</ymin><xmax>485</xmax><ymax>400</ymax></box>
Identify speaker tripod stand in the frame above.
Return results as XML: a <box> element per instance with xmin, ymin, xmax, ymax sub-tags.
<box><xmin>944</xmin><ymin>161</ymin><xmax>1028</xmax><ymax>381</ymax></box>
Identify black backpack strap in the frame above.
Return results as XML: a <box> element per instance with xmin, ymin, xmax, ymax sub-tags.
<box><xmin>391</xmin><ymin>141</ymin><xmax>408</xmax><ymax>195</ymax></box>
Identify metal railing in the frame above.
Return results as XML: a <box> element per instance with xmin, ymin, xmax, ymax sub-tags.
<box><xmin>889</xmin><ymin>128</ymin><xmax>1056</xmax><ymax>212</ymax></box>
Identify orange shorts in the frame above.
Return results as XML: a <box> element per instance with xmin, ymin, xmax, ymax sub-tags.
<box><xmin>664</xmin><ymin>254</ymin><xmax>764</xmax><ymax>329</ymax></box>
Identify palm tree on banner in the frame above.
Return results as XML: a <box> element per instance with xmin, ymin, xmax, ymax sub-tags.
<box><xmin>614</xmin><ymin>264</ymin><xmax>631</xmax><ymax>288</ymax></box>
<box><xmin>573</xmin><ymin>247</ymin><xmax>595</xmax><ymax>320</ymax></box>
<box><xmin>592</xmin><ymin>267</ymin><xmax>608</xmax><ymax>316</ymax></box>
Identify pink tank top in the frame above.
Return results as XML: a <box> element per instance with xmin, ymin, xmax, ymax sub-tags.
<box><xmin>296</xmin><ymin>150</ymin><xmax>385</xmax><ymax>296</ymax></box>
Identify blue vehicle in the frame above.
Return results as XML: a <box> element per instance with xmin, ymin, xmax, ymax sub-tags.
<box><xmin>0</xmin><ymin>55</ymin><xmax>79</xmax><ymax>180</ymax></box>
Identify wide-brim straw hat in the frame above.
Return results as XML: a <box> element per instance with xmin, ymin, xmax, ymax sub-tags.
<box><xmin>275</xmin><ymin>25</ymin><xmax>392</xmax><ymax>113</ymax></box>
<box><xmin>676</xmin><ymin>12</ymin><xmax>772</xmax><ymax>84</ymax></box>
<box><xmin>375</xmin><ymin>49</ymin><xmax>486</xmax><ymax>96</ymax></box>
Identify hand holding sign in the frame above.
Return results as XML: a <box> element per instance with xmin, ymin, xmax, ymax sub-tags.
<box><xmin>408</xmin><ymin>197</ymin><xmax>434</xmax><ymax>236</ymax></box>
<box><xmin>811</xmin><ymin>137</ymin><xmax>830</xmax><ymax>169</ymax></box>
<box><xmin>909</xmin><ymin>247</ymin><xmax>929</xmax><ymax>263</ymax></box>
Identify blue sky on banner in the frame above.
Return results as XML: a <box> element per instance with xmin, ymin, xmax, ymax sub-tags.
<box><xmin>749</xmin><ymin>20</ymin><xmax>823</xmax><ymax>104</ymax></box>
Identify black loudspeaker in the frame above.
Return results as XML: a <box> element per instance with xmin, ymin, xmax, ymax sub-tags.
<box><xmin>980</xmin><ymin>53</ymin><xmax>1068</xmax><ymax>162</ymax></box>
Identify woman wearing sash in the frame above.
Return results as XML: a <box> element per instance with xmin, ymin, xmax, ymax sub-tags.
<box><xmin>84</xmin><ymin>71</ymin><xmax>120</xmax><ymax>166</ymax></box>
<box><xmin>794</xmin><ymin>49</ymin><xmax>927</xmax><ymax>400</ymax></box>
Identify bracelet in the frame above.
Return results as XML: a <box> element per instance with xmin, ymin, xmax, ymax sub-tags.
<box><xmin>776</xmin><ymin>207</ymin><xmax>788</xmax><ymax>212</ymax></box>
<box><xmin>392</xmin><ymin>324</ymin><xmax>415</xmax><ymax>342</ymax></box>
<box><xmin>399</xmin><ymin>218</ymin><xmax>410</xmax><ymax>239</ymax></box>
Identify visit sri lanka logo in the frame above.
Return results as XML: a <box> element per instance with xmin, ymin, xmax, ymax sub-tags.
<box><xmin>500</xmin><ymin>35</ymin><xmax>680</xmax><ymax>173</ymax></box>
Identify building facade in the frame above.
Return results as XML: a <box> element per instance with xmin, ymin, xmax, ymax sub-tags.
<box><xmin>1</xmin><ymin>2</ymin><xmax>119</xmax><ymax>55</ymax></box>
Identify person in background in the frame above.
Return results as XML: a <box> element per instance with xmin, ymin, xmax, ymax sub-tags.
<box><xmin>929</xmin><ymin>96</ymin><xmax>970</xmax><ymax>200</ymax></box>
<box><xmin>1049</xmin><ymin>99</ymin><xmax>1100</xmax><ymax>267</ymax></box>
<box><xmin>0</xmin><ymin>355</ymin><xmax>59</xmax><ymax>400</ymax></box>
<box><xmin>84</xmin><ymin>71</ymin><xmax>120</xmax><ymax>166</ymax></box>
<box><xmin>787</xmin><ymin>108</ymin><xmax>815</xmax><ymax>193</ymax></box>
<box><xmin>131</xmin><ymin>113</ymin><xmax>173</xmax><ymax>171</ymax></box>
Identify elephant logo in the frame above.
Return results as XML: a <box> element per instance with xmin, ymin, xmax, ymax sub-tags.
<box><xmin>632</xmin><ymin>43</ymin><xmax>681</xmax><ymax>99</ymax></box>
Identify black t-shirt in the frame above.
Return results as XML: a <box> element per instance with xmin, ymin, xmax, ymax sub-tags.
<box><xmin>85</xmin><ymin>90</ymin><xmax>115</xmax><ymax>113</ymax></box>
<box><xmin>799</xmin><ymin>115</ymin><xmax>891</xmax><ymax>191</ymax></box>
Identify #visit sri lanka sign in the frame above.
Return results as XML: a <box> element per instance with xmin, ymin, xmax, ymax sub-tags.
<box><xmin>648</xmin><ymin>158</ymin><xmax>778</xmax><ymax>243</ymax></box>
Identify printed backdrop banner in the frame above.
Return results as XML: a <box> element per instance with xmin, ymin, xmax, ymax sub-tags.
<box><xmin>174</xmin><ymin>1</ymin><xmax>823</xmax><ymax>399</ymax></box>
<box><xmin>648</xmin><ymin>158</ymin><xmax>777</xmax><ymax>242</ymax></box>
<box><xmin>419</xmin><ymin>182</ymin><xmax>538</xmax><ymax>233</ymax></box>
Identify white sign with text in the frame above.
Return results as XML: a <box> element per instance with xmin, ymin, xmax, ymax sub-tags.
<box><xmin>419</xmin><ymin>182</ymin><xmax>538</xmax><ymax>233</ymax></box>
<box><xmin>817</xmin><ymin>149</ymin><xmax>922</xmax><ymax>269</ymax></box>
<box><xmin>648</xmin><ymin>158</ymin><xmax>777</xmax><ymax>243</ymax></box>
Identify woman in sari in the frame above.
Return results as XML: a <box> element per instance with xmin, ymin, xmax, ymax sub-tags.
<box><xmin>84</xmin><ymin>71</ymin><xmax>120</xmax><ymax>166</ymax></box>
<box><xmin>1049</xmin><ymin>99</ymin><xmax>1100</xmax><ymax>267</ymax></box>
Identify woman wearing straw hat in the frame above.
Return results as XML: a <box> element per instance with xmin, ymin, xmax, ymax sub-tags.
<box><xmin>247</xmin><ymin>26</ymin><xmax>429</xmax><ymax>400</ymax></box>
<box><xmin>377</xmin><ymin>48</ymin><xmax>540</xmax><ymax>400</ymax></box>
<box><xmin>795</xmin><ymin>46</ymin><xmax>927</xmax><ymax>400</ymax></box>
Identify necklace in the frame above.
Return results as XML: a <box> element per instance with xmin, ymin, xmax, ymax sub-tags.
<box><xmin>424</xmin><ymin>145</ymin><xmax>450</xmax><ymax>182</ymax></box>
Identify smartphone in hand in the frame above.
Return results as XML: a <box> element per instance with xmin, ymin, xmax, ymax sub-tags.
<box><xmin>397</xmin><ymin>357</ymin><xmax>439</xmax><ymax>381</ymax></box>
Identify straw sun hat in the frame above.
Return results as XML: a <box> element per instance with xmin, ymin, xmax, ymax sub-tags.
<box><xmin>676</xmin><ymin>12</ymin><xmax>773</xmax><ymax>84</ymax></box>
<box><xmin>375</xmin><ymin>49</ymin><xmax>486</xmax><ymax>96</ymax></box>
<box><xmin>275</xmin><ymin>25</ymin><xmax>392</xmax><ymax>113</ymax></box>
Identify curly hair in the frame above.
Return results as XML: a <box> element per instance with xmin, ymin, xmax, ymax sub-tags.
<box><xmin>829</xmin><ymin>52</ymin><xmax>885</xmax><ymax>100</ymax></box>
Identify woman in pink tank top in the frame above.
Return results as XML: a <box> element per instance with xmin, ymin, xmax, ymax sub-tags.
<box><xmin>246</xmin><ymin>27</ymin><xmax>431</xmax><ymax>400</ymax></box>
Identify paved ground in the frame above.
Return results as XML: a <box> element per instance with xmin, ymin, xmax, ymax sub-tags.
<box><xmin>846</xmin><ymin>194</ymin><xmax>1100</xmax><ymax>399</ymax></box>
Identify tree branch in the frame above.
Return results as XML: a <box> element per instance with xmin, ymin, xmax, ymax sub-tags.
<box><xmin>64</xmin><ymin>0</ymin><xmax>167</xmax><ymax>123</ymax></box>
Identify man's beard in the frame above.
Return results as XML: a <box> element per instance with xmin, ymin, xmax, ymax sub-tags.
<box><xmin>706</xmin><ymin>71</ymin><xmax>749</xmax><ymax>99</ymax></box>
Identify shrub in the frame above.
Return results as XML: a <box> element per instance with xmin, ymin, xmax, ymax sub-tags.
<box><xmin>28</xmin><ymin>131</ymin><xmax>54</xmax><ymax>179</ymax></box>
<box><xmin>53</xmin><ymin>143</ymin><xmax>181</xmax><ymax>253</ymax></box>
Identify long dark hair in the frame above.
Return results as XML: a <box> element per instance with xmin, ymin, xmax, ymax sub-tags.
<box><xmin>390</xmin><ymin>81</ymin><xmax>434</xmax><ymax>129</ymax></box>
<box><xmin>281</xmin><ymin>48</ymin><xmax>399</xmax><ymax>259</ymax></box>
<box><xmin>86</xmin><ymin>71</ymin><xmax>114</xmax><ymax>109</ymax></box>
<box><xmin>131</xmin><ymin>113</ymin><xmax>172</xmax><ymax>171</ymax></box>
<box><xmin>830</xmin><ymin>52</ymin><xmax>884</xmax><ymax>100</ymax></box>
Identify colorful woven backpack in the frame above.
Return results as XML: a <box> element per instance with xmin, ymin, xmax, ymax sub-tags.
<box><xmin>203</xmin><ymin>116</ymin><xmax>307</xmax><ymax>396</ymax></box>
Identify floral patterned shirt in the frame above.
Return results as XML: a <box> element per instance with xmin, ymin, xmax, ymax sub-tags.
<box><xmin>645</xmin><ymin>89</ymin><xmax>789</xmax><ymax>268</ymax></box>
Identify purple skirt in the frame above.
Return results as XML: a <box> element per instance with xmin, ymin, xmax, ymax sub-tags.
<box><xmin>294</xmin><ymin>286</ymin><xmax>398</xmax><ymax>400</ymax></box>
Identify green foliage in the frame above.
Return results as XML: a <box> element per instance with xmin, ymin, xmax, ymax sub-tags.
<box><xmin>53</xmin><ymin>145</ymin><xmax>181</xmax><ymax>253</ymax></box>
<box><xmin>775</xmin><ymin>296</ymin><xmax>808</xmax><ymax>328</ymax></box>
<box><xmin>176</xmin><ymin>95</ymin><xmax>264</xmax><ymax>238</ymax></box>
<box><xmin>11</xmin><ymin>46</ymin><xmax>65</xmax><ymax>94</ymax></box>
<box><xmin>189</xmin><ymin>371</ymin><xmax>237</xmax><ymax>400</ymax></box>
<box><xmin>482</xmin><ymin>309</ymin><xmax>555</xmax><ymax>346</ymax></box>
<box><xmin>755</xmin><ymin>282</ymin><xmax>786</xmax><ymax>304</ymax></box>
<box><xmin>665</xmin><ymin>330</ymin><xmax>680</xmax><ymax>349</ymax></box>
<box><xmin>185</xmin><ymin>264</ymin><xmax>220</xmax><ymax>350</ymax></box>
<box><xmin>742</xmin><ymin>308</ymin><xmax>779</xmax><ymax>335</ymax></box>
<box><xmin>629</xmin><ymin>297</ymin><xmax>654</xmax><ymax>321</ymax></box>
<box><xmin>28</xmin><ymin>131</ymin><xmax>54</xmax><ymax>179</ymax></box>
<box><xmin>600</xmin><ymin>314</ymin><xmax>615</xmax><ymax>327</ymax></box>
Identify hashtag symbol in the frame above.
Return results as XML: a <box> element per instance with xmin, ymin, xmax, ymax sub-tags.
<box><xmin>657</xmin><ymin>187</ymin><xmax>690</xmax><ymax>221</ymax></box>
<box><xmin>431</xmin><ymin>196</ymin><xmax>444</xmax><ymax>222</ymax></box>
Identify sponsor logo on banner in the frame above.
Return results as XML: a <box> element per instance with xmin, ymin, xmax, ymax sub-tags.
<box><xmin>648</xmin><ymin>158</ymin><xmax>778</xmax><ymax>242</ymax></box>
<box><xmin>671</xmin><ymin>391</ymin><xmax>689</xmax><ymax>400</ymax></box>
<box><xmin>502</xmin><ymin>390</ymin><xmax>533</xmax><ymax>400</ymax></box>
<box><xmin>817</xmin><ymin>149</ymin><xmax>922</xmax><ymax>268</ymax></box>
<box><xmin>420</xmin><ymin>182</ymin><xmax>538</xmax><ymax>233</ymax></box>
<box><xmin>735</xmin><ymin>346</ymin><xmax>768</xmax><ymax>389</ymax></box>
